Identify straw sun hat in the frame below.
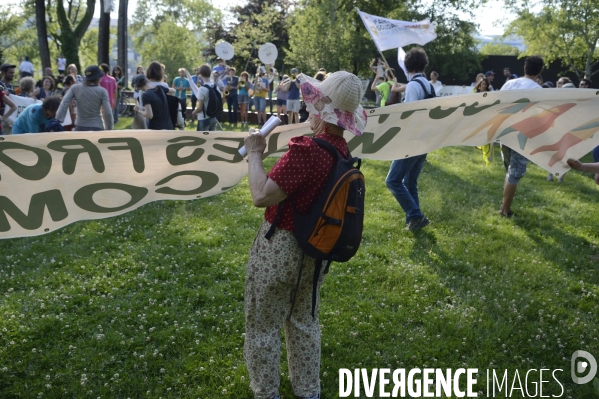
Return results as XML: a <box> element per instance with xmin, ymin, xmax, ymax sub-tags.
<box><xmin>298</xmin><ymin>71</ymin><xmax>367</xmax><ymax>136</ymax></box>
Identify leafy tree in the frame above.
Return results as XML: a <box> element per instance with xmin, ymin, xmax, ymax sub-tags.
<box><xmin>505</xmin><ymin>0</ymin><xmax>599</xmax><ymax>79</ymax></box>
<box><xmin>204</xmin><ymin>0</ymin><xmax>291</xmax><ymax>74</ymax></box>
<box><xmin>420</xmin><ymin>11</ymin><xmax>480</xmax><ymax>81</ymax></box>
<box><xmin>286</xmin><ymin>0</ymin><xmax>480</xmax><ymax>79</ymax></box>
<box><xmin>56</xmin><ymin>0</ymin><xmax>97</xmax><ymax>71</ymax></box>
<box><xmin>479</xmin><ymin>42</ymin><xmax>520</xmax><ymax>56</ymax></box>
<box><xmin>135</xmin><ymin>18</ymin><xmax>200</xmax><ymax>82</ymax></box>
<box><xmin>231</xmin><ymin>4</ymin><xmax>284</xmax><ymax>74</ymax></box>
<box><xmin>0</xmin><ymin>6</ymin><xmax>38</xmax><ymax>66</ymax></box>
<box><xmin>131</xmin><ymin>0</ymin><xmax>219</xmax><ymax>77</ymax></box>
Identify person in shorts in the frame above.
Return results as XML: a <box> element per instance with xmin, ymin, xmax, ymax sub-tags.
<box><xmin>253</xmin><ymin>67</ymin><xmax>269</xmax><ymax>125</ymax></box>
<box><xmin>276</xmin><ymin>75</ymin><xmax>288</xmax><ymax>122</ymax></box>
<box><xmin>497</xmin><ymin>55</ymin><xmax>544</xmax><ymax>217</ymax></box>
<box><xmin>238</xmin><ymin>71</ymin><xmax>251</xmax><ymax>127</ymax></box>
<box><xmin>283</xmin><ymin>68</ymin><xmax>301</xmax><ymax>124</ymax></box>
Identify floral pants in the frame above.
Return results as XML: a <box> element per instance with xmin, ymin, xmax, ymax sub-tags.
<box><xmin>244</xmin><ymin>221</ymin><xmax>325</xmax><ymax>399</ymax></box>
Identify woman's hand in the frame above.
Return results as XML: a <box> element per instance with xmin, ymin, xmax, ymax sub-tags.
<box><xmin>244</xmin><ymin>131</ymin><xmax>267</xmax><ymax>155</ymax></box>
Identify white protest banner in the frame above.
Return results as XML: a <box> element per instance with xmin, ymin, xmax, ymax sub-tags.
<box><xmin>4</xmin><ymin>95</ymin><xmax>72</xmax><ymax>127</ymax></box>
<box><xmin>1</xmin><ymin>89</ymin><xmax>598</xmax><ymax>239</ymax></box>
<box><xmin>357</xmin><ymin>9</ymin><xmax>437</xmax><ymax>51</ymax></box>
<box><xmin>437</xmin><ymin>86</ymin><xmax>475</xmax><ymax>97</ymax></box>
<box><xmin>5</xmin><ymin>95</ymin><xmax>36</xmax><ymax>126</ymax></box>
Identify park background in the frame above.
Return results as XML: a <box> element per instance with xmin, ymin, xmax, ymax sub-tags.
<box><xmin>0</xmin><ymin>0</ymin><xmax>599</xmax><ymax>397</ymax></box>
<box><xmin>0</xmin><ymin>0</ymin><xmax>597</xmax><ymax>87</ymax></box>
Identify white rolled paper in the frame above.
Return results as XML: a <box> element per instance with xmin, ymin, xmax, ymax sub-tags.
<box><xmin>238</xmin><ymin>115</ymin><xmax>283</xmax><ymax>157</ymax></box>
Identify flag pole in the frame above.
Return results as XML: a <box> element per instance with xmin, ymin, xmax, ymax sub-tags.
<box><xmin>378</xmin><ymin>52</ymin><xmax>395</xmax><ymax>79</ymax></box>
<box><xmin>356</xmin><ymin>7</ymin><xmax>395</xmax><ymax>80</ymax></box>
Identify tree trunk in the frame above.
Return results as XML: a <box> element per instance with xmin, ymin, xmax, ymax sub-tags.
<box><xmin>36</xmin><ymin>0</ymin><xmax>52</xmax><ymax>72</ymax></box>
<box><xmin>117</xmin><ymin>0</ymin><xmax>129</xmax><ymax>85</ymax></box>
<box><xmin>98</xmin><ymin>0</ymin><xmax>111</xmax><ymax>65</ymax></box>
<box><xmin>56</xmin><ymin>0</ymin><xmax>96</xmax><ymax>72</ymax></box>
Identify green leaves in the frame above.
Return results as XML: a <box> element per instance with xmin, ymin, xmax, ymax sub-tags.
<box><xmin>130</xmin><ymin>0</ymin><xmax>220</xmax><ymax>80</ymax></box>
<box><xmin>506</xmin><ymin>0</ymin><xmax>599</xmax><ymax>79</ymax></box>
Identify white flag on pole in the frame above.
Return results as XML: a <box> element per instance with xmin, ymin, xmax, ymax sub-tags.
<box><xmin>397</xmin><ymin>47</ymin><xmax>409</xmax><ymax>79</ymax></box>
<box><xmin>357</xmin><ymin>9</ymin><xmax>437</xmax><ymax>51</ymax></box>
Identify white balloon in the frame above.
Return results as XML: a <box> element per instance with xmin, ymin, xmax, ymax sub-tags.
<box><xmin>215</xmin><ymin>41</ymin><xmax>234</xmax><ymax>61</ymax></box>
<box><xmin>258</xmin><ymin>43</ymin><xmax>278</xmax><ymax>65</ymax></box>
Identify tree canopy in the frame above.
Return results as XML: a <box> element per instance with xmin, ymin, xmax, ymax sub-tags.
<box><xmin>505</xmin><ymin>0</ymin><xmax>599</xmax><ymax>79</ymax></box>
<box><xmin>285</xmin><ymin>0</ymin><xmax>480</xmax><ymax>80</ymax></box>
<box><xmin>131</xmin><ymin>0</ymin><xmax>220</xmax><ymax>81</ymax></box>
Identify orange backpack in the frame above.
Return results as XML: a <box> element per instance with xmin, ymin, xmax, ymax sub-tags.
<box><xmin>265</xmin><ymin>138</ymin><xmax>365</xmax><ymax>316</ymax></box>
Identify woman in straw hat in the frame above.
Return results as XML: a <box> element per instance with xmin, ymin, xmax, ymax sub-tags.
<box><xmin>243</xmin><ymin>70</ymin><xmax>367</xmax><ymax>399</ymax></box>
<box><xmin>56</xmin><ymin>65</ymin><xmax>113</xmax><ymax>131</ymax></box>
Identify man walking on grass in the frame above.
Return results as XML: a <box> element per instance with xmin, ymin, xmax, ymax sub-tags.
<box><xmin>385</xmin><ymin>47</ymin><xmax>435</xmax><ymax>231</ymax></box>
<box><xmin>497</xmin><ymin>55</ymin><xmax>544</xmax><ymax>218</ymax></box>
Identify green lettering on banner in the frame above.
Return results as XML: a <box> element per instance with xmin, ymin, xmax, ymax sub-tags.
<box><xmin>154</xmin><ymin>171</ymin><xmax>219</xmax><ymax>196</ymax></box>
<box><xmin>429</xmin><ymin>103</ymin><xmax>466</xmax><ymax>119</ymax></box>
<box><xmin>0</xmin><ymin>142</ymin><xmax>52</xmax><ymax>181</ymax></box>
<box><xmin>47</xmin><ymin>139</ymin><xmax>105</xmax><ymax>175</ymax></box>
<box><xmin>400</xmin><ymin>108</ymin><xmax>427</xmax><ymax>120</ymax></box>
<box><xmin>207</xmin><ymin>137</ymin><xmax>244</xmax><ymax>163</ymax></box>
<box><xmin>378</xmin><ymin>114</ymin><xmax>390</xmax><ymax>124</ymax></box>
<box><xmin>73</xmin><ymin>183</ymin><xmax>148</xmax><ymax>213</ymax></box>
<box><xmin>347</xmin><ymin>127</ymin><xmax>401</xmax><ymax>154</ymax></box>
<box><xmin>463</xmin><ymin>100</ymin><xmax>501</xmax><ymax>116</ymax></box>
<box><xmin>0</xmin><ymin>190</ymin><xmax>68</xmax><ymax>232</ymax></box>
<box><xmin>98</xmin><ymin>138</ymin><xmax>145</xmax><ymax>173</ymax></box>
<box><xmin>165</xmin><ymin>136</ymin><xmax>206</xmax><ymax>166</ymax></box>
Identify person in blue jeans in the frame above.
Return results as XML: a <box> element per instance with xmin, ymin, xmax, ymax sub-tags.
<box><xmin>222</xmin><ymin>67</ymin><xmax>239</xmax><ymax>125</ymax></box>
<box><xmin>385</xmin><ymin>47</ymin><xmax>434</xmax><ymax>231</ymax></box>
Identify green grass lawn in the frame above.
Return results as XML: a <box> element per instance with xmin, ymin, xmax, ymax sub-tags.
<box><xmin>0</xmin><ymin>122</ymin><xmax>598</xmax><ymax>398</ymax></box>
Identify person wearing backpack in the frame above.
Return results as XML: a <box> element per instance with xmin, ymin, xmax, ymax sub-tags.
<box><xmin>385</xmin><ymin>47</ymin><xmax>435</xmax><ymax>231</ymax></box>
<box><xmin>131</xmin><ymin>74</ymin><xmax>174</xmax><ymax>130</ymax></box>
<box><xmin>242</xmin><ymin>71</ymin><xmax>367</xmax><ymax>399</ymax></box>
<box><xmin>191</xmin><ymin>64</ymin><xmax>222</xmax><ymax>131</ymax></box>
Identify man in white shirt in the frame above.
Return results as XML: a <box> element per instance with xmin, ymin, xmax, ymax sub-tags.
<box><xmin>57</xmin><ymin>53</ymin><xmax>67</xmax><ymax>75</ymax></box>
<box><xmin>19</xmin><ymin>56</ymin><xmax>35</xmax><ymax>78</ymax></box>
<box><xmin>498</xmin><ymin>55</ymin><xmax>544</xmax><ymax>217</ymax></box>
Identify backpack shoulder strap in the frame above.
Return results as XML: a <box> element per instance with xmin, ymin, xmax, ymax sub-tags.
<box><xmin>410</xmin><ymin>76</ymin><xmax>436</xmax><ymax>98</ymax></box>
<box><xmin>312</xmin><ymin>137</ymin><xmax>341</xmax><ymax>160</ymax></box>
<box><xmin>201</xmin><ymin>84</ymin><xmax>212</xmax><ymax>118</ymax></box>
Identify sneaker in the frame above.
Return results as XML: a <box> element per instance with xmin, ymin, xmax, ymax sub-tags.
<box><xmin>405</xmin><ymin>216</ymin><xmax>430</xmax><ymax>231</ymax></box>
<box><xmin>498</xmin><ymin>210</ymin><xmax>514</xmax><ymax>218</ymax></box>
<box><xmin>558</xmin><ymin>176</ymin><xmax>564</xmax><ymax>183</ymax></box>
<box><xmin>546</xmin><ymin>173</ymin><xmax>554</xmax><ymax>181</ymax></box>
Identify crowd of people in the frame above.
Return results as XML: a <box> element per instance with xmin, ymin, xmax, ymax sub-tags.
<box><xmin>0</xmin><ymin>58</ymin><xmax>123</xmax><ymax>134</ymax></box>
<box><xmin>1</xmin><ymin>52</ymin><xmax>593</xmax><ymax>136</ymax></box>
